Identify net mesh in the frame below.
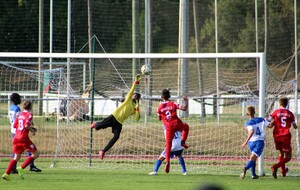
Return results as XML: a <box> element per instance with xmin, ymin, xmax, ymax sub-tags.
<box><xmin>0</xmin><ymin>53</ymin><xmax>298</xmax><ymax>175</ymax></box>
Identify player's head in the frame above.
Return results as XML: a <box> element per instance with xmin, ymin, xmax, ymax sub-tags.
<box><xmin>278</xmin><ymin>97</ymin><xmax>288</xmax><ymax>108</ymax></box>
<box><xmin>161</xmin><ymin>89</ymin><xmax>171</xmax><ymax>100</ymax></box>
<box><xmin>246</xmin><ymin>106</ymin><xmax>255</xmax><ymax>116</ymax></box>
<box><xmin>22</xmin><ymin>100</ymin><xmax>32</xmax><ymax>111</ymax></box>
<box><xmin>133</xmin><ymin>92</ymin><xmax>141</xmax><ymax>101</ymax></box>
<box><xmin>10</xmin><ymin>93</ymin><xmax>21</xmax><ymax>105</ymax></box>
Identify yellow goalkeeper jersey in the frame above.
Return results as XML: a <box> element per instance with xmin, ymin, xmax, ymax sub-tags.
<box><xmin>112</xmin><ymin>82</ymin><xmax>140</xmax><ymax>124</ymax></box>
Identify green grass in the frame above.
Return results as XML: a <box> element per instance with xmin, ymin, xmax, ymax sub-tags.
<box><xmin>1</xmin><ymin>161</ymin><xmax>299</xmax><ymax>190</ymax></box>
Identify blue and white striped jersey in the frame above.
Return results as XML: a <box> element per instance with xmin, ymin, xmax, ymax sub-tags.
<box><xmin>245</xmin><ymin>117</ymin><xmax>269</xmax><ymax>142</ymax></box>
<box><xmin>8</xmin><ymin>104</ymin><xmax>21</xmax><ymax>134</ymax></box>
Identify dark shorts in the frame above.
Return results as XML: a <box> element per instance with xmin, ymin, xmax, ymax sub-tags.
<box><xmin>97</xmin><ymin>114</ymin><xmax>122</xmax><ymax>134</ymax></box>
<box><xmin>161</xmin><ymin>149</ymin><xmax>184</xmax><ymax>159</ymax></box>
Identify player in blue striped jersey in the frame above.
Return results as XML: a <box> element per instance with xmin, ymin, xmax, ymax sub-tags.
<box><xmin>240</xmin><ymin>106</ymin><xmax>269</xmax><ymax>179</ymax></box>
<box><xmin>149</xmin><ymin>128</ymin><xmax>187</xmax><ymax>175</ymax></box>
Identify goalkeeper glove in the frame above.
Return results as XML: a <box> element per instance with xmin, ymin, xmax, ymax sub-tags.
<box><xmin>135</xmin><ymin>74</ymin><xmax>141</xmax><ymax>82</ymax></box>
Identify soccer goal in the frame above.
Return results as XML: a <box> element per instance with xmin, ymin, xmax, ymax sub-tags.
<box><xmin>0</xmin><ymin>52</ymin><xmax>298</xmax><ymax>176</ymax></box>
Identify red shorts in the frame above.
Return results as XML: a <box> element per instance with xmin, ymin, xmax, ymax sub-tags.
<box><xmin>165</xmin><ymin>119</ymin><xmax>188</xmax><ymax>132</ymax></box>
<box><xmin>274</xmin><ymin>135</ymin><xmax>292</xmax><ymax>153</ymax></box>
<box><xmin>13</xmin><ymin>140</ymin><xmax>37</xmax><ymax>154</ymax></box>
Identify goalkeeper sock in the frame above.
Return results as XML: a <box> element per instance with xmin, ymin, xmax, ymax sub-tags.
<box><xmin>153</xmin><ymin>160</ymin><xmax>162</xmax><ymax>172</ymax></box>
<box><xmin>245</xmin><ymin>160</ymin><xmax>254</xmax><ymax>170</ymax></box>
<box><xmin>178</xmin><ymin>157</ymin><xmax>187</xmax><ymax>173</ymax></box>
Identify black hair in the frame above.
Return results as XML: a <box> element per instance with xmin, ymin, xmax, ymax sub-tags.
<box><xmin>134</xmin><ymin>92</ymin><xmax>141</xmax><ymax>100</ymax></box>
<box><xmin>161</xmin><ymin>89</ymin><xmax>171</xmax><ymax>100</ymax></box>
<box><xmin>10</xmin><ymin>93</ymin><xmax>21</xmax><ymax>105</ymax></box>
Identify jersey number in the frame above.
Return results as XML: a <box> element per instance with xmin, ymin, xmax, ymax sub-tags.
<box><xmin>280</xmin><ymin>117</ymin><xmax>287</xmax><ymax>127</ymax></box>
<box><xmin>17</xmin><ymin>120</ymin><xmax>24</xmax><ymax>131</ymax></box>
<box><xmin>255</xmin><ymin>127</ymin><xmax>261</xmax><ymax>136</ymax></box>
<box><xmin>166</xmin><ymin>111</ymin><xmax>171</xmax><ymax>120</ymax></box>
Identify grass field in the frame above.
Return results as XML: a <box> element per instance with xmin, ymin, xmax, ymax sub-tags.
<box><xmin>0</xmin><ymin>161</ymin><xmax>299</xmax><ymax>190</ymax></box>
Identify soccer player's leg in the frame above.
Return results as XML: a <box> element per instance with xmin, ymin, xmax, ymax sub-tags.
<box><xmin>27</xmin><ymin>151</ymin><xmax>42</xmax><ymax>172</ymax></box>
<box><xmin>92</xmin><ymin>115</ymin><xmax>114</xmax><ymax>130</ymax></box>
<box><xmin>280</xmin><ymin>138</ymin><xmax>292</xmax><ymax>177</ymax></box>
<box><xmin>164</xmin><ymin>128</ymin><xmax>174</xmax><ymax>173</ymax></box>
<box><xmin>100</xmin><ymin>126</ymin><xmax>122</xmax><ymax>159</ymax></box>
<box><xmin>149</xmin><ymin>155</ymin><xmax>164</xmax><ymax>175</ymax></box>
<box><xmin>179</xmin><ymin>122</ymin><xmax>189</xmax><ymax>149</ymax></box>
<box><xmin>20</xmin><ymin>143</ymin><xmax>39</xmax><ymax>170</ymax></box>
<box><xmin>178</xmin><ymin>156</ymin><xmax>187</xmax><ymax>175</ymax></box>
<box><xmin>2</xmin><ymin>159</ymin><xmax>18</xmax><ymax>181</ymax></box>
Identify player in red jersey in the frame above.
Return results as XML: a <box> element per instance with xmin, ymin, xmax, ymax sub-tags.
<box><xmin>267</xmin><ymin>97</ymin><xmax>298</xmax><ymax>179</ymax></box>
<box><xmin>2</xmin><ymin>100</ymin><xmax>40</xmax><ymax>181</ymax></box>
<box><xmin>157</xmin><ymin>89</ymin><xmax>189</xmax><ymax>173</ymax></box>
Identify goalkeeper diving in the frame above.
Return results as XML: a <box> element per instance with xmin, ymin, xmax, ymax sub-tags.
<box><xmin>90</xmin><ymin>74</ymin><xmax>141</xmax><ymax>159</ymax></box>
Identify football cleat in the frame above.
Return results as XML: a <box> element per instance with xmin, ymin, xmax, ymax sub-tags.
<box><xmin>148</xmin><ymin>172</ymin><xmax>157</xmax><ymax>175</ymax></box>
<box><xmin>281</xmin><ymin>167</ymin><xmax>288</xmax><ymax>177</ymax></box>
<box><xmin>240</xmin><ymin>168</ymin><xmax>246</xmax><ymax>179</ymax></box>
<box><xmin>17</xmin><ymin>166</ymin><xmax>24</xmax><ymax>180</ymax></box>
<box><xmin>99</xmin><ymin>150</ymin><xmax>105</xmax><ymax>159</ymax></box>
<box><xmin>271</xmin><ymin>165</ymin><xmax>277</xmax><ymax>179</ymax></box>
<box><xmin>90</xmin><ymin>122</ymin><xmax>96</xmax><ymax>129</ymax></box>
<box><xmin>183</xmin><ymin>172</ymin><xmax>187</xmax><ymax>176</ymax></box>
<box><xmin>2</xmin><ymin>173</ymin><xmax>10</xmax><ymax>181</ymax></box>
<box><xmin>11</xmin><ymin>169</ymin><xmax>18</xmax><ymax>174</ymax></box>
<box><xmin>252</xmin><ymin>175</ymin><xmax>259</xmax><ymax>179</ymax></box>
<box><xmin>30</xmin><ymin>166</ymin><xmax>42</xmax><ymax>172</ymax></box>
<box><xmin>165</xmin><ymin>162</ymin><xmax>170</xmax><ymax>173</ymax></box>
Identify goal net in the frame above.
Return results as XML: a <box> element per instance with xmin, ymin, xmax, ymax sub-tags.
<box><xmin>0</xmin><ymin>52</ymin><xmax>299</xmax><ymax>176</ymax></box>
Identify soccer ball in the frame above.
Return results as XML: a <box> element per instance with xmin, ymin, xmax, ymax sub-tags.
<box><xmin>141</xmin><ymin>64</ymin><xmax>152</xmax><ymax>75</ymax></box>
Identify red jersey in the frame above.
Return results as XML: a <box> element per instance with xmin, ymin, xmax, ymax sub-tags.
<box><xmin>269</xmin><ymin>108</ymin><xmax>295</xmax><ymax>138</ymax></box>
<box><xmin>157</xmin><ymin>101</ymin><xmax>181</xmax><ymax>126</ymax></box>
<box><xmin>13</xmin><ymin>110</ymin><xmax>33</xmax><ymax>143</ymax></box>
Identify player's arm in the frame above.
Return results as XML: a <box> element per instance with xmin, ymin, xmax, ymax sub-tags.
<box><xmin>265</xmin><ymin>115</ymin><xmax>274</xmax><ymax>128</ymax></box>
<box><xmin>292</xmin><ymin>123</ymin><xmax>298</xmax><ymax>129</ymax></box>
<box><xmin>124</xmin><ymin>75</ymin><xmax>141</xmax><ymax>103</ymax></box>
<box><xmin>134</xmin><ymin>103</ymin><xmax>140</xmax><ymax>121</ymax></box>
<box><xmin>157</xmin><ymin>107</ymin><xmax>162</xmax><ymax>121</ymax></box>
<box><xmin>25</xmin><ymin>118</ymin><xmax>37</xmax><ymax>135</ymax></box>
<box><xmin>241</xmin><ymin>128</ymin><xmax>254</xmax><ymax>148</ymax></box>
<box><xmin>25</xmin><ymin>124</ymin><xmax>37</xmax><ymax>135</ymax></box>
<box><xmin>12</xmin><ymin>117</ymin><xmax>18</xmax><ymax>129</ymax></box>
<box><xmin>267</xmin><ymin>121</ymin><xmax>274</xmax><ymax>128</ymax></box>
<box><xmin>180</xmin><ymin>96</ymin><xmax>188</xmax><ymax>111</ymax></box>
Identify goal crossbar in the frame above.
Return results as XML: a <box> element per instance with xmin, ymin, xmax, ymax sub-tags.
<box><xmin>0</xmin><ymin>52</ymin><xmax>264</xmax><ymax>59</ymax></box>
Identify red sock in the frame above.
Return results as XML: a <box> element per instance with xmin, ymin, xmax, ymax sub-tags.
<box><xmin>278</xmin><ymin>155</ymin><xmax>285</xmax><ymax>172</ymax></box>
<box><xmin>6</xmin><ymin>159</ymin><xmax>17</xmax><ymax>174</ymax></box>
<box><xmin>21</xmin><ymin>156</ymin><xmax>35</xmax><ymax>169</ymax></box>
<box><xmin>275</xmin><ymin>157</ymin><xmax>291</xmax><ymax>169</ymax></box>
